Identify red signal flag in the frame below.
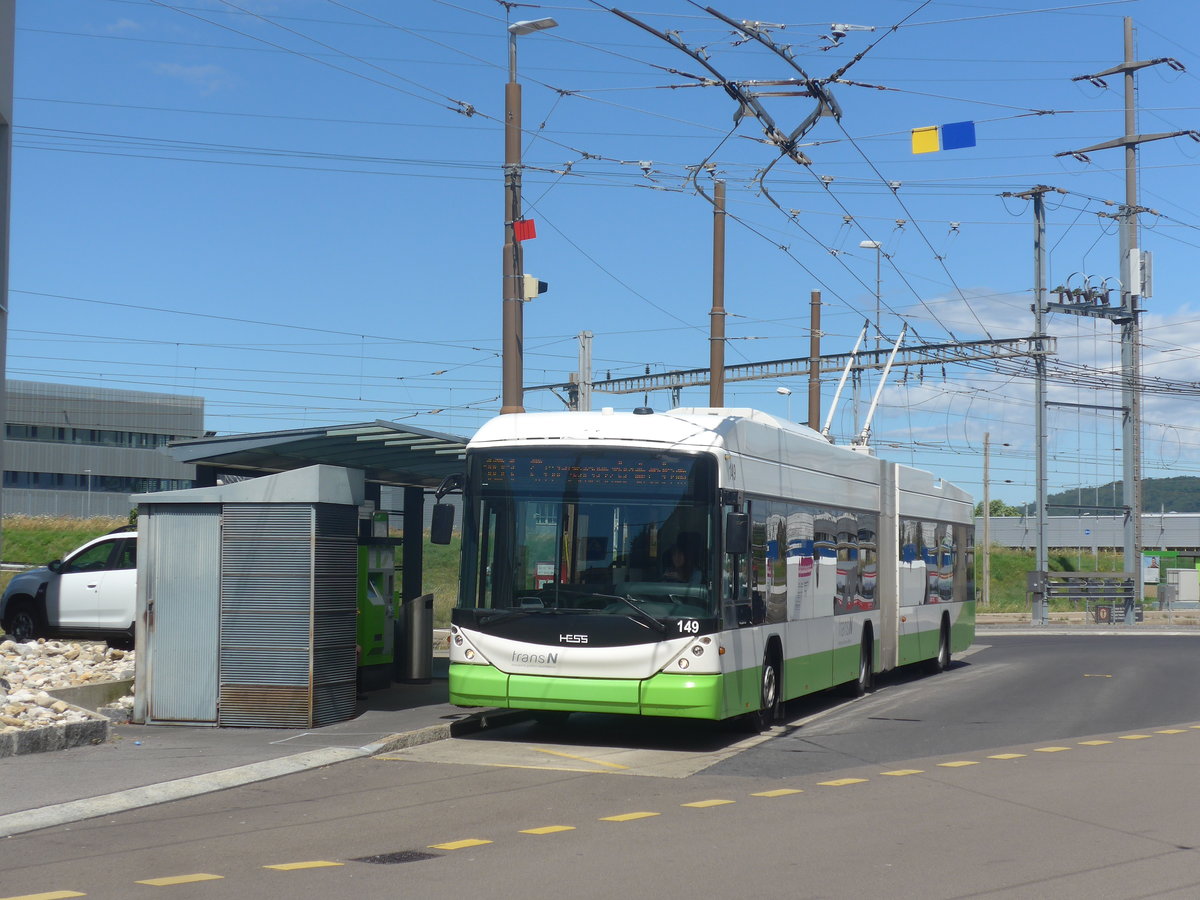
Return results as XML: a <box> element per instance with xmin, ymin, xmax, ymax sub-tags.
<box><xmin>513</xmin><ymin>219</ymin><xmax>537</xmax><ymax>241</ymax></box>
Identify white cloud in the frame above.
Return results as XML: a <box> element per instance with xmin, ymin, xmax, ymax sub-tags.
<box><xmin>151</xmin><ymin>63</ymin><xmax>234</xmax><ymax>95</ymax></box>
<box><xmin>106</xmin><ymin>19</ymin><xmax>143</xmax><ymax>34</ymax></box>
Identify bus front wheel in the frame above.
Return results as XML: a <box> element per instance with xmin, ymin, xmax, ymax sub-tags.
<box><xmin>746</xmin><ymin>652</ymin><xmax>780</xmax><ymax>732</ymax></box>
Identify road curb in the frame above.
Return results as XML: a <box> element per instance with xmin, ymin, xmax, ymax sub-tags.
<box><xmin>0</xmin><ymin>707</ymin><xmax>523</xmax><ymax>837</ymax></box>
<box><xmin>0</xmin><ymin>744</ymin><xmax>368</xmax><ymax>838</ymax></box>
<box><xmin>0</xmin><ymin>712</ymin><xmax>109</xmax><ymax>759</ymax></box>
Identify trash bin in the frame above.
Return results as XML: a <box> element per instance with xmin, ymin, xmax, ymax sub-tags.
<box><xmin>398</xmin><ymin>593</ymin><xmax>434</xmax><ymax>683</ymax></box>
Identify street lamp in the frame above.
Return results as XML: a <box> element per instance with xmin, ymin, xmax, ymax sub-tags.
<box><xmin>501</xmin><ymin>17</ymin><xmax>558</xmax><ymax>415</ymax></box>
<box><xmin>775</xmin><ymin>386</ymin><xmax>792</xmax><ymax>421</ymax></box>
<box><xmin>859</xmin><ymin>240</ymin><xmax>883</xmax><ymax>352</ymax></box>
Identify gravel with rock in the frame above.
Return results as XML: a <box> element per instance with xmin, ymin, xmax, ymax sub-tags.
<box><xmin>0</xmin><ymin>638</ymin><xmax>134</xmax><ymax>730</ymax></box>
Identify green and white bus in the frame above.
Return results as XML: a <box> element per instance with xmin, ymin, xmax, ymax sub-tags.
<box><xmin>442</xmin><ymin>407</ymin><xmax>974</xmax><ymax>729</ymax></box>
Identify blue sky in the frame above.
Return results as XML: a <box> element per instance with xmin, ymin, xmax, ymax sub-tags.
<box><xmin>12</xmin><ymin>0</ymin><xmax>1200</xmax><ymax>507</ymax></box>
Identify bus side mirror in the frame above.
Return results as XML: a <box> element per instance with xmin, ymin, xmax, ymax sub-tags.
<box><xmin>724</xmin><ymin>512</ymin><xmax>748</xmax><ymax>554</ymax></box>
<box><xmin>430</xmin><ymin>503</ymin><xmax>455</xmax><ymax>545</ymax></box>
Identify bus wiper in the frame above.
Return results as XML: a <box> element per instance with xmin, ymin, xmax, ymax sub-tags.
<box><xmin>603</xmin><ymin>592</ymin><xmax>668</xmax><ymax>634</ymax></box>
<box><xmin>478</xmin><ymin>609</ymin><xmax>531</xmax><ymax>625</ymax></box>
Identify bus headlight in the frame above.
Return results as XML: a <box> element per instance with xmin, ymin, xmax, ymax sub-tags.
<box><xmin>678</xmin><ymin>658</ymin><xmax>690</xmax><ymax>669</ymax></box>
<box><xmin>692</xmin><ymin>644</ymin><xmax>704</xmax><ymax>656</ymax></box>
<box><xmin>465</xmin><ymin>648</ymin><xmax>476</xmax><ymax>660</ymax></box>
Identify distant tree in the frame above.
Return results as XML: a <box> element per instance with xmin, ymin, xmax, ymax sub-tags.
<box><xmin>974</xmin><ymin>499</ymin><xmax>1023</xmax><ymax>517</ymax></box>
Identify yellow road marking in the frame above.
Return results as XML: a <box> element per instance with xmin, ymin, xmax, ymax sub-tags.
<box><xmin>817</xmin><ymin>777</ymin><xmax>868</xmax><ymax>786</ymax></box>
<box><xmin>600</xmin><ymin>812</ymin><xmax>660</xmax><ymax>822</ymax></box>
<box><xmin>938</xmin><ymin>761</ymin><xmax>979</xmax><ymax>768</ymax></box>
<box><xmin>1082</xmin><ymin>674</ymin><xmax>1112</xmax><ymax>678</ymax></box>
<box><xmin>989</xmin><ymin>753</ymin><xmax>1026</xmax><ymax>759</ymax></box>
<box><xmin>1156</xmin><ymin>729</ymin><xmax>1186</xmax><ymax>734</ymax></box>
<box><xmin>486</xmin><ymin>763</ymin><xmax>611</xmax><ymax>774</ymax></box>
<box><xmin>1079</xmin><ymin>740</ymin><xmax>1112</xmax><ymax>746</ymax></box>
<box><xmin>880</xmin><ymin>769</ymin><xmax>924</xmax><ymax>776</ymax></box>
<box><xmin>263</xmin><ymin>861</ymin><xmax>344</xmax><ymax>871</ymax></box>
<box><xmin>682</xmin><ymin>799</ymin><xmax>735</xmax><ymax>808</ymax></box>
<box><xmin>752</xmin><ymin>788</ymin><xmax>803</xmax><ymax>797</ymax></box>
<box><xmin>135</xmin><ymin>874</ymin><xmax>223</xmax><ymax>887</ymax></box>
<box><xmin>1034</xmin><ymin>747</ymin><xmax>1072</xmax><ymax>753</ymax></box>
<box><xmin>520</xmin><ymin>825</ymin><xmax>576</xmax><ymax>835</ymax></box>
<box><xmin>429</xmin><ymin>839</ymin><xmax>492</xmax><ymax>850</ymax></box>
<box><xmin>1191</xmin><ymin>725</ymin><xmax>1200</xmax><ymax>730</ymax></box>
<box><xmin>530</xmin><ymin>747</ymin><xmax>630</xmax><ymax>770</ymax></box>
<box><xmin>1119</xmin><ymin>734</ymin><xmax>1152</xmax><ymax>740</ymax></box>
<box><xmin>0</xmin><ymin>893</ymin><xmax>87</xmax><ymax>900</ymax></box>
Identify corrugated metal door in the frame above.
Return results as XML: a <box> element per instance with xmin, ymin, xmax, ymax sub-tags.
<box><xmin>219</xmin><ymin>504</ymin><xmax>316</xmax><ymax>727</ymax></box>
<box><xmin>312</xmin><ymin>504</ymin><xmax>358</xmax><ymax>726</ymax></box>
<box><xmin>145</xmin><ymin>505</ymin><xmax>221</xmax><ymax>723</ymax></box>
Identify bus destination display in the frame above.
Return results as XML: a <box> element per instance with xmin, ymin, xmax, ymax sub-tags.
<box><xmin>481</xmin><ymin>453</ymin><xmax>695</xmax><ymax>490</ymax></box>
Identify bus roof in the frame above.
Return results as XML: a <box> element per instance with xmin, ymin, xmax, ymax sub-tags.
<box><xmin>468</xmin><ymin>407</ymin><xmax>828</xmax><ymax>453</ymax></box>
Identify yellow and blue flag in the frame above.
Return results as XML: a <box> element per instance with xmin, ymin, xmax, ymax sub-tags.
<box><xmin>912</xmin><ymin>121</ymin><xmax>976</xmax><ymax>154</ymax></box>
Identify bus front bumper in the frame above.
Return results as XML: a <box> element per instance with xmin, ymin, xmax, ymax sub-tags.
<box><xmin>449</xmin><ymin>663</ymin><xmax>725</xmax><ymax>720</ymax></box>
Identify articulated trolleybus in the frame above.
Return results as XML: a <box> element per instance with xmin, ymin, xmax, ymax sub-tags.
<box><xmin>440</xmin><ymin>407</ymin><xmax>974</xmax><ymax>728</ymax></box>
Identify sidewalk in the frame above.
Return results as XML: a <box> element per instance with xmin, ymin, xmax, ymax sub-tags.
<box><xmin>0</xmin><ymin>656</ymin><xmax>526</xmax><ymax>838</ymax></box>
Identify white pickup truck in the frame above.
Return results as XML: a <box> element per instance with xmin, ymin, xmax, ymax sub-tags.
<box><xmin>0</xmin><ymin>529</ymin><xmax>137</xmax><ymax>648</ymax></box>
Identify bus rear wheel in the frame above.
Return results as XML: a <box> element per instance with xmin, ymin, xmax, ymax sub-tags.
<box><xmin>925</xmin><ymin>621</ymin><xmax>950</xmax><ymax>674</ymax></box>
<box><xmin>843</xmin><ymin>638</ymin><xmax>874</xmax><ymax>697</ymax></box>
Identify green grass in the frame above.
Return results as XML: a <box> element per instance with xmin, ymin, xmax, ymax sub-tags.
<box><xmin>3</xmin><ymin>514</ymin><xmax>129</xmax><ymax>566</ymax></box>
<box><xmin>980</xmin><ymin>546</ymin><xmax>1133</xmax><ymax>612</ymax></box>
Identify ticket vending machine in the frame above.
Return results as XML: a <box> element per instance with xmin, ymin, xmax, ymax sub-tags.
<box><xmin>358</xmin><ymin>509</ymin><xmax>400</xmax><ymax>691</ymax></box>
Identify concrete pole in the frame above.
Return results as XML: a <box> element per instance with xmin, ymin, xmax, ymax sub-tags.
<box><xmin>807</xmin><ymin>291</ymin><xmax>821</xmax><ymax>430</ymax></box>
<box><xmin>577</xmin><ymin>330</ymin><xmax>593</xmax><ymax>411</ymax></box>
<box><xmin>983</xmin><ymin>432</ymin><xmax>991</xmax><ymax>607</ymax></box>
<box><xmin>0</xmin><ymin>1</ymin><xmax>13</xmax><ymax>550</ymax></box>
<box><xmin>1033</xmin><ymin>190</ymin><xmax>1049</xmax><ymax>624</ymax></box>
<box><xmin>709</xmin><ymin>180</ymin><xmax>726</xmax><ymax>408</ymax></box>
<box><xmin>1120</xmin><ymin>16</ymin><xmax>1144</xmax><ymax>619</ymax></box>
<box><xmin>874</xmin><ymin>246</ymin><xmax>882</xmax><ymax>353</ymax></box>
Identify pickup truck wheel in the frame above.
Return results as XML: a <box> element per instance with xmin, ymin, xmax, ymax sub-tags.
<box><xmin>3</xmin><ymin>598</ymin><xmax>43</xmax><ymax>643</ymax></box>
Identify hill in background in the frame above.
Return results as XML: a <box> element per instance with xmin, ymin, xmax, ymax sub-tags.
<box><xmin>1043</xmin><ymin>476</ymin><xmax>1200</xmax><ymax>516</ymax></box>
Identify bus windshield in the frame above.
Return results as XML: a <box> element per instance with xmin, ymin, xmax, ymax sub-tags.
<box><xmin>460</xmin><ymin>448</ymin><xmax>717</xmax><ymax>620</ymax></box>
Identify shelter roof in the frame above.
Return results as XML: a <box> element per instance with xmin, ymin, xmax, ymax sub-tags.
<box><xmin>169</xmin><ymin>420</ymin><xmax>469</xmax><ymax>488</ymax></box>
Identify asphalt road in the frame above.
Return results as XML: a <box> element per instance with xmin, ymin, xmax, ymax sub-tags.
<box><xmin>3</xmin><ymin>634</ymin><xmax>1200</xmax><ymax>900</ymax></box>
